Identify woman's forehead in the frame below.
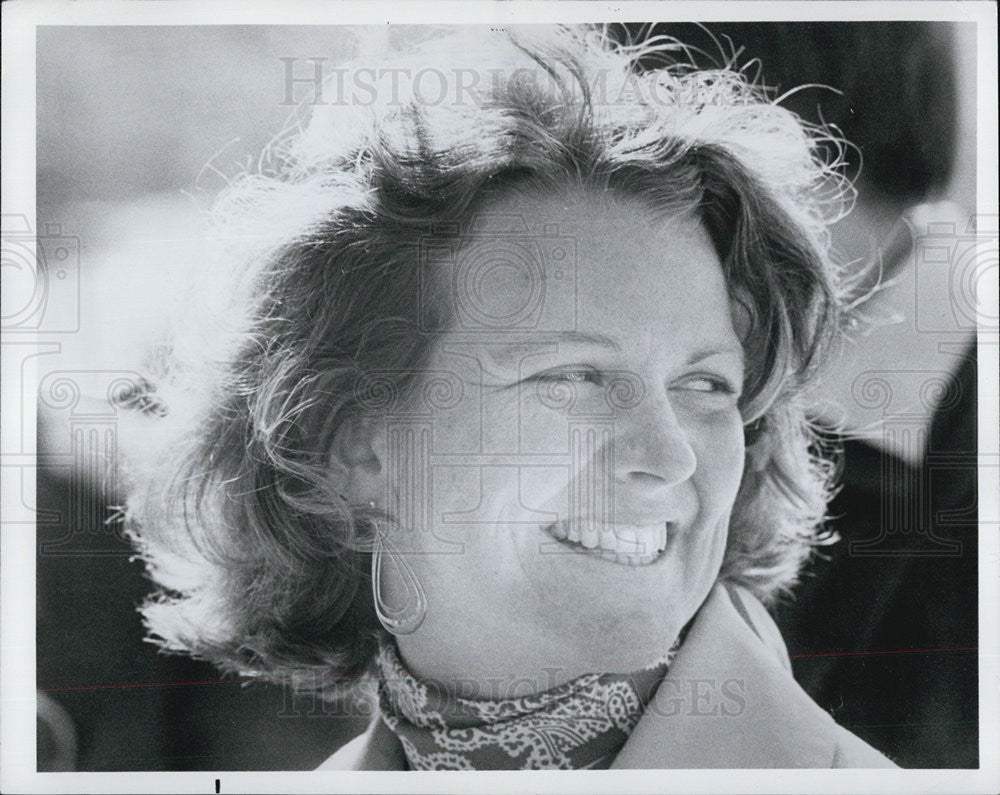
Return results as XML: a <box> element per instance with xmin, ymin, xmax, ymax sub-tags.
<box><xmin>468</xmin><ymin>182</ymin><xmax>688</xmax><ymax>230</ymax></box>
<box><xmin>432</xmin><ymin>188</ymin><xmax>730</xmax><ymax>318</ymax></box>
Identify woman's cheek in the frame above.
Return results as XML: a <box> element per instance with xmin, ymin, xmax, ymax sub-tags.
<box><xmin>515</xmin><ymin>398</ymin><xmax>572</xmax><ymax>456</ymax></box>
<box><xmin>694</xmin><ymin>410</ymin><xmax>747</xmax><ymax>515</ymax></box>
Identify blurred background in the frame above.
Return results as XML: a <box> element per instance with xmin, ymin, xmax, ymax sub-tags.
<box><xmin>27</xmin><ymin>22</ymin><xmax>981</xmax><ymax>770</ymax></box>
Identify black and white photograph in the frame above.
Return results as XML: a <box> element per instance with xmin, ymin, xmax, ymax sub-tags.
<box><xmin>2</xmin><ymin>1</ymin><xmax>998</xmax><ymax>793</ymax></box>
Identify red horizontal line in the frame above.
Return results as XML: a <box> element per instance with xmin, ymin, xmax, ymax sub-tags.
<box><xmin>38</xmin><ymin>647</ymin><xmax>980</xmax><ymax>693</ymax></box>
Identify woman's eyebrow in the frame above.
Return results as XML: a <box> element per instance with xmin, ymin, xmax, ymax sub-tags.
<box><xmin>687</xmin><ymin>345</ymin><xmax>745</xmax><ymax>366</ymax></box>
<box><xmin>551</xmin><ymin>331</ymin><xmax>623</xmax><ymax>351</ymax></box>
<box><xmin>480</xmin><ymin>332</ymin><xmax>622</xmax><ymax>367</ymax></box>
<box><xmin>480</xmin><ymin>336</ymin><xmax>744</xmax><ymax>369</ymax></box>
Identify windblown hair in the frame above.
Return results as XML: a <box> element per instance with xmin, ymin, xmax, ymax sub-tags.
<box><xmin>125</xmin><ymin>25</ymin><xmax>852</xmax><ymax>696</ymax></box>
<box><xmin>646</xmin><ymin>21</ymin><xmax>958</xmax><ymax>201</ymax></box>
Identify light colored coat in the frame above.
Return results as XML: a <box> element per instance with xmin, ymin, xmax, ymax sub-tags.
<box><xmin>319</xmin><ymin>582</ymin><xmax>899</xmax><ymax>769</ymax></box>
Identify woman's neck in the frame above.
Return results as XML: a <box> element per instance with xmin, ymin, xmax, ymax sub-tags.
<box><xmin>393</xmin><ymin>631</ymin><xmax>675</xmax><ymax>701</ymax></box>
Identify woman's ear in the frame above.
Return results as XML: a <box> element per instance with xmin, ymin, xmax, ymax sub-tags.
<box><xmin>329</xmin><ymin>416</ymin><xmax>384</xmax><ymax>504</ymax></box>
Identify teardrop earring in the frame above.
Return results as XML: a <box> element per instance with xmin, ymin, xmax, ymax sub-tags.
<box><xmin>369</xmin><ymin>506</ymin><xmax>427</xmax><ymax>636</ymax></box>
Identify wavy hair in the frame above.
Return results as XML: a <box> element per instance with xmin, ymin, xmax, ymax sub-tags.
<box><xmin>125</xmin><ymin>25</ymin><xmax>851</xmax><ymax>697</ymax></box>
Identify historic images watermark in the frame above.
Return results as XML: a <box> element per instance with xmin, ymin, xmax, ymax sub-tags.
<box><xmin>279</xmin><ymin>57</ymin><xmax>718</xmax><ymax>109</ymax></box>
<box><xmin>278</xmin><ymin>671</ymin><xmax>747</xmax><ymax>720</ymax></box>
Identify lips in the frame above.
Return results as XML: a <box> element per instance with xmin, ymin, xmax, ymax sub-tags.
<box><xmin>544</xmin><ymin>519</ymin><xmax>670</xmax><ymax>566</ymax></box>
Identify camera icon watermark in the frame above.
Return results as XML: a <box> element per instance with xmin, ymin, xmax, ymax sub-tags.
<box><xmin>1</xmin><ymin>214</ymin><xmax>81</xmax><ymax>333</ymax></box>
<box><xmin>913</xmin><ymin>211</ymin><xmax>999</xmax><ymax>333</ymax></box>
<box><xmin>35</xmin><ymin>369</ymin><xmax>151</xmax><ymax>557</ymax></box>
<box><xmin>418</xmin><ymin>214</ymin><xmax>578</xmax><ymax>334</ymax></box>
<box><xmin>846</xmin><ymin>365</ymin><xmax>980</xmax><ymax>557</ymax></box>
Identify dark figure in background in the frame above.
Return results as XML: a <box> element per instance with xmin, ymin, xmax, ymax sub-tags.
<box><xmin>789</xmin><ymin>345</ymin><xmax>977</xmax><ymax>768</ymax></box>
<box><xmin>625</xmin><ymin>22</ymin><xmax>978</xmax><ymax>767</ymax></box>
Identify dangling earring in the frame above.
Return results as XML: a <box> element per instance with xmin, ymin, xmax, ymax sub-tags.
<box><xmin>369</xmin><ymin>503</ymin><xmax>427</xmax><ymax>636</ymax></box>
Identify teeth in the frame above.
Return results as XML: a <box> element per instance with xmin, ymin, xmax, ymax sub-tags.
<box><xmin>614</xmin><ymin>526</ymin><xmax>643</xmax><ymax>555</ymax></box>
<box><xmin>546</xmin><ymin>521</ymin><xmax>670</xmax><ymax>566</ymax></box>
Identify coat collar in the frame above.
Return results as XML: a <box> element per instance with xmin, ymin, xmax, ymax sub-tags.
<box><xmin>613</xmin><ymin>583</ymin><xmax>837</xmax><ymax>768</ymax></box>
<box><xmin>318</xmin><ymin>582</ymin><xmax>896</xmax><ymax>770</ymax></box>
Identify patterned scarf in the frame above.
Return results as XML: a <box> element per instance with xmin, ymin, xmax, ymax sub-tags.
<box><xmin>375</xmin><ymin>635</ymin><xmax>677</xmax><ymax>770</ymax></box>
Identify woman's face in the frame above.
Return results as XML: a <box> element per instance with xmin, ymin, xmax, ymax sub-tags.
<box><xmin>370</xmin><ymin>187</ymin><xmax>747</xmax><ymax>691</ymax></box>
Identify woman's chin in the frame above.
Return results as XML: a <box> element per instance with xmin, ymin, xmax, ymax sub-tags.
<box><xmin>520</xmin><ymin>579</ymin><xmax>692</xmax><ymax>672</ymax></box>
<box><xmin>533</xmin><ymin>619</ymin><xmax>685</xmax><ymax>679</ymax></box>
<box><xmin>524</xmin><ymin>542</ymin><xmax>717</xmax><ymax>669</ymax></box>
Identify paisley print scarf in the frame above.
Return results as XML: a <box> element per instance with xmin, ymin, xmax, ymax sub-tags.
<box><xmin>375</xmin><ymin>635</ymin><xmax>677</xmax><ymax>770</ymax></box>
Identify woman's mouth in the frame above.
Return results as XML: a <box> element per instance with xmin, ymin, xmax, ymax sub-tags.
<box><xmin>543</xmin><ymin>520</ymin><xmax>670</xmax><ymax>566</ymax></box>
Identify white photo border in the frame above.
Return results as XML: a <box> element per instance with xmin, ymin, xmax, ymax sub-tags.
<box><xmin>3</xmin><ymin>2</ymin><xmax>997</xmax><ymax>793</ymax></box>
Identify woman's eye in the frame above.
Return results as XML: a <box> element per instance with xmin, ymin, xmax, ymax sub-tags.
<box><xmin>533</xmin><ymin>369</ymin><xmax>602</xmax><ymax>386</ymax></box>
<box><xmin>675</xmin><ymin>376</ymin><xmax>739</xmax><ymax>396</ymax></box>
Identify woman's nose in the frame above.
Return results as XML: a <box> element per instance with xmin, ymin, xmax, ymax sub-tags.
<box><xmin>613</xmin><ymin>397</ymin><xmax>696</xmax><ymax>488</ymax></box>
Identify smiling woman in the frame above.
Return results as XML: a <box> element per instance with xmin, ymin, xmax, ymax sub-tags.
<box><xmin>385</xmin><ymin>191</ymin><xmax>747</xmax><ymax>692</ymax></box>
<box><xmin>122</xmin><ymin>25</ymin><xmax>897</xmax><ymax>769</ymax></box>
